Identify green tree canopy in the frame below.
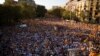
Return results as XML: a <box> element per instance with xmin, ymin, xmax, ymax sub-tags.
<box><xmin>19</xmin><ymin>2</ymin><xmax>36</xmax><ymax>18</ymax></box>
<box><xmin>4</xmin><ymin>0</ymin><xmax>14</xmax><ymax>5</ymax></box>
<box><xmin>48</xmin><ymin>7</ymin><xmax>65</xmax><ymax>18</ymax></box>
<box><xmin>36</xmin><ymin>5</ymin><xmax>47</xmax><ymax>17</ymax></box>
<box><xmin>0</xmin><ymin>5</ymin><xmax>21</xmax><ymax>25</ymax></box>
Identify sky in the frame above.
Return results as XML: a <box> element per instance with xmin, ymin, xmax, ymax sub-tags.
<box><xmin>0</xmin><ymin>0</ymin><xmax>69</xmax><ymax>9</ymax></box>
<box><xmin>0</xmin><ymin>0</ymin><xmax>4</xmax><ymax>4</ymax></box>
<box><xmin>34</xmin><ymin>0</ymin><xmax>68</xmax><ymax>9</ymax></box>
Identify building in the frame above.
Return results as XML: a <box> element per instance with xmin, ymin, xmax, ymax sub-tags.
<box><xmin>76</xmin><ymin>0</ymin><xmax>87</xmax><ymax>21</ymax></box>
<box><xmin>65</xmin><ymin>0</ymin><xmax>87</xmax><ymax>21</ymax></box>
<box><xmin>65</xmin><ymin>0</ymin><xmax>100</xmax><ymax>23</ymax></box>
<box><xmin>82</xmin><ymin>0</ymin><xmax>100</xmax><ymax>23</ymax></box>
<box><xmin>65</xmin><ymin>0</ymin><xmax>78</xmax><ymax>12</ymax></box>
<box><xmin>52</xmin><ymin>6</ymin><xmax>61</xmax><ymax>9</ymax></box>
<box><xmin>89</xmin><ymin>0</ymin><xmax>100</xmax><ymax>23</ymax></box>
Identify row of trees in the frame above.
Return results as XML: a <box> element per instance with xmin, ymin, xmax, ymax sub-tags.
<box><xmin>48</xmin><ymin>7</ymin><xmax>99</xmax><ymax>24</ymax></box>
<box><xmin>48</xmin><ymin>7</ymin><xmax>79</xmax><ymax>21</ymax></box>
<box><xmin>0</xmin><ymin>0</ymin><xmax>47</xmax><ymax>25</ymax></box>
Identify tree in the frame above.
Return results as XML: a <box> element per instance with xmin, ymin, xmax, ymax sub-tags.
<box><xmin>62</xmin><ymin>10</ymin><xmax>78</xmax><ymax>21</ymax></box>
<box><xmin>62</xmin><ymin>10</ymin><xmax>71</xmax><ymax>20</ymax></box>
<box><xmin>0</xmin><ymin>5</ymin><xmax>21</xmax><ymax>25</ymax></box>
<box><xmin>4</xmin><ymin>0</ymin><xmax>14</xmax><ymax>5</ymax></box>
<box><xmin>48</xmin><ymin>7</ymin><xmax>65</xmax><ymax>18</ymax></box>
<box><xmin>19</xmin><ymin>1</ymin><xmax>36</xmax><ymax>18</ymax></box>
<box><xmin>36</xmin><ymin>5</ymin><xmax>47</xmax><ymax>17</ymax></box>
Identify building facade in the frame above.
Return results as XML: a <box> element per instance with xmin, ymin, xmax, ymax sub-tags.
<box><xmin>65</xmin><ymin>0</ymin><xmax>100</xmax><ymax>23</ymax></box>
<box><xmin>65</xmin><ymin>0</ymin><xmax>87</xmax><ymax>21</ymax></box>
<box><xmin>89</xmin><ymin>0</ymin><xmax>100</xmax><ymax>23</ymax></box>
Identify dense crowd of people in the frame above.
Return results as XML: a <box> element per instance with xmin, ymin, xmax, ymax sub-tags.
<box><xmin>0</xmin><ymin>19</ymin><xmax>100</xmax><ymax>56</ymax></box>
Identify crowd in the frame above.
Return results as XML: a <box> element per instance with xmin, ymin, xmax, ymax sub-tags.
<box><xmin>0</xmin><ymin>19</ymin><xmax>100</xmax><ymax>56</ymax></box>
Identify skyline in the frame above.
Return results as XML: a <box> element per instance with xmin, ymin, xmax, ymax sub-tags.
<box><xmin>0</xmin><ymin>0</ymin><xmax>68</xmax><ymax>9</ymax></box>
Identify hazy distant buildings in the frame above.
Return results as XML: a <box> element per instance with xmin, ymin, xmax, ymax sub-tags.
<box><xmin>52</xmin><ymin>6</ymin><xmax>61</xmax><ymax>9</ymax></box>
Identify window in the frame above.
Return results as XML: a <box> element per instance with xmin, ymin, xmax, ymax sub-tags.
<box><xmin>95</xmin><ymin>12</ymin><xmax>98</xmax><ymax>15</ymax></box>
<box><xmin>77</xmin><ymin>0</ymin><xmax>81</xmax><ymax>1</ymax></box>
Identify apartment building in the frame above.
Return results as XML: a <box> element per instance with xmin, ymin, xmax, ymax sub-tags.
<box><xmin>65</xmin><ymin>0</ymin><xmax>78</xmax><ymax>12</ymax></box>
<box><xmin>65</xmin><ymin>0</ymin><xmax>100</xmax><ymax>23</ymax></box>
<box><xmin>90</xmin><ymin>0</ymin><xmax>100</xmax><ymax>23</ymax></box>
<box><xmin>65</xmin><ymin>0</ymin><xmax>87</xmax><ymax>21</ymax></box>
<box><xmin>76</xmin><ymin>0</ymin><xmax>86</xmax><ymax>21</ymax></box>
